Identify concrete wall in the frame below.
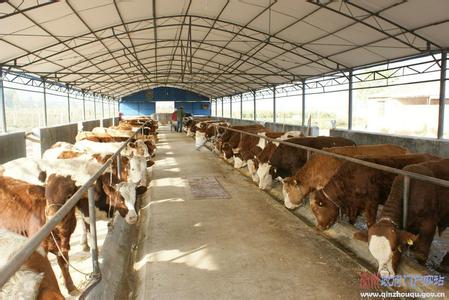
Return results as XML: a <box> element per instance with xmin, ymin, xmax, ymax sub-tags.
<box><xmin>82</xmin><ymin>120</ymin><xmax>101</xmax><ymax>132</ymax></box>
<box><xmin>40</xmin><ymin>123</ymin><xmax>78</xmax><ymax>155</ymax></box>
<box><xmin>216</xmin><ymin>117</ymin><xmax>319</xmax><ymax>136</ymax></box>
<box><xmin>0</xmin><ymin>132</ymin><xmax>26</xmax><ymax>164</ymax></box>
<box><xmin>102</xmin><ymin>118</ymin><xmax>113</xmax><ymax>128</ymax></box>
<box><xmin>330</xmin><ymin>129</ymin><xmax>449</xmax><ymax>158</ymax></box>
<box><xmin>84</xmin><ymin>216</ymin><xmax>136</xmax><ymax>300</ymax></box>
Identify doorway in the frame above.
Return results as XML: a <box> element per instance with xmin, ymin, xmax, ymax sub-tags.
<box><xmin>155</xmin><ymin>101</ymin><xmax>175</xmax><ymax>113</ymax></box>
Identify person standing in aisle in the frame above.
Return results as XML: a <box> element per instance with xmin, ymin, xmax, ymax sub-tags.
<box><xmin>171</xmin><ymin>109</ymin><xmax>178</xmax><ymax>131</ymax></box>
<box><xmin>176</xmin><ymin>106</ymin><xmax>185</xmax><ymax>132</ymax></box>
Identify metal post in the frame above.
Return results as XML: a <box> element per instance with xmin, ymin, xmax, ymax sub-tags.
<box><xmin>302</xmin><ymin>80</ymin><xmax>306</xmax><ymax>126</ymax></box>
<box><xmin>67</xmin><ymin>86</ymin><xmax>71</xmax><ymax>123</ymax></box>
<box><xmin>438</xmin><ymin>51</ymin><xmax>447</xmax><ymax>139</ymax></box>
<box><xmin>402</xmin><ymin>175</ymin><xmax>410</xmax><ymax>229</ymax></box>
<box><xmin>221</xmin><ymin>97</ymin><xmax>224</xmax><ymax>117</ymax></box>
<box><xmin>273</xmin><ymin>86</ymin><xmax>276</xmax><ymax>124</ymax></box>
<box><xmin>101</xmin><ymin>96</ymin><xmax>105</xmax><ymax>119</ymax></box>
<box><xmin>111</xmin><ymin>100</ymin><xmax>115</xmax><ymax>126</ymax></box>
<box><xmin>229</xmin><ymin>96</ymin><xmax>232</xmax><ymax>119</ymax></box>
<box><xmin>117</xmin><ymin>153</ymin><xmax>122</xmax><ymax>181</ymax></box>
<box><xmin>0</xmin><ymin>69</ymin><xmax>6</xmax><ymax>132</ymax></box>
<box><xmin>43</xmin><ymin>79</ymin><xmax>48</xmax><ymax>126</ymax></box>
<box><xmin>253</xmin><ymin>90</ymin><xmax>256</xmax><ymax>121</ymax></box>
<box><xmin>215</xmin><ymin>99</ymin><xmax>218</xmax><ymax>116</ymax></box>
<box><xmin>82</xmin><ymin>92</ymin><xmax>86</xmax><ymax>121</ymax></box>
<box><xmin>348</xmin><ymin>69</ymin><xmax>353</xmax><ymax>130</ymax></box>
<box><xmin>88</xmin><ymin>185</ymin><xmax>100</xmax><ymax>275</ymax></box>
<box><xmin>240</xmin><ymin>93</ymin><xmax>243</xmax><ymax>119</ymax></box>
<box><xmin>93</xmin><ymin>95</ymin><xmax>97</xmax><ymax>120</ymax></box>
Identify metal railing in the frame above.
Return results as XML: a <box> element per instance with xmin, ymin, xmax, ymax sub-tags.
<box><xmin>0</xmin><ymin>125</ymin><xmax>144</xmax><ymax>293</ymax></box>
<box><xmin>210</xmin><ymin>124</ymin><xmax>449</xmax><ymax>229</ymax></box>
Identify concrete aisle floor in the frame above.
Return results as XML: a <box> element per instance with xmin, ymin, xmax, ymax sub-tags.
<box><xmin>132</xmin><ymin>128</ymin><xmax>365</xmax><ymax>300</ymax></box>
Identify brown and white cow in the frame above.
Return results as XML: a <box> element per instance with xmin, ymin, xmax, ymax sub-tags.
<box><xmin>218</xmin><ymin>124</ymin><xmax>267</xmax><ymax>162</ymax></box>
<box><xmin>256</xmin><ymin>136</ymin><xmax>355</xmax><ymax>190</ymax></box>
<box><xmin>0</xmin><ymin>174</ymin><xmax>78</xmax><ymax>294</ymax></box>
<box><xmin>358</xmin><ymin>159</ymin><xmax>449</xmax><ymax>276</ymax></box>
<box><xmin>310</xmin><ymin>153</ymin><xmax>439</xmax><ymax>230</ymax></box>
<box><xmin>282</xmin><ymin>144</ymin><xmax>408</xmax><ymax>209</ymax></box>
<box><xmin>232</xmin><ymin>131</ymin><xmax>305</xmax><ymax>170</ymax></box>
<box><xmin>0</xmin><ymin>229</ymin><xmax>64</xmax><ymax>300</ymax></box>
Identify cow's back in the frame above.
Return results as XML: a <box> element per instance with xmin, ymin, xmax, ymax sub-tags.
<box><xmin>270</xmin><ymin>136</ymin><xmax>355</xmax><ymax>177</ymax></box>
<box><xmin>295</xmin><ymin>144</ymin><xmax>408</xmax><ymax>191</ymax></box>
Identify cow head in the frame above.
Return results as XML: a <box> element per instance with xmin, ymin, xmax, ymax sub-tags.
<box><xmin>99</xmin><ymin>174</ymin><xmax>138</xmax><ymax>224</ymax></box>
<box><xmin>257</xmin><ymin>162</ymin><xmax>274</xmax><ymax>190</ymax></box>
<box><xmin>222</xmin><ymin>142</ymin><xmax>234</xmax><ymax>161</ymax></box>
<box><xmin>282</xmin><ymin>177</ymin><xmax>308</xmax><ymax>209</ymax></box>
<box><xmin>247</xmin><ymin>159</ymin><xmax>259</xmax><ymax>183</ymax></box>
<box><xmin>310</xmin><ymin>189</ymin><xmax>340</xmax><ymax>230</ymax></box>
<box><xmin>115</xmin><ymin>181</ymin><xmax>138</xmax><ymax>224</ymax></box>
<box><xmin>366</xmin><ymin>219</ymin><xmax>418</xmax><ymax>277</ymax></box>
<box><xmin>233</xmin><ymin>153</ymin><xmax>246</xmax><ymax>169</ymax></box>
<box><xmin>195</xmin><ymin>131</ymin><xmax>207</xmax><ymax>148</ymax></box>
<box><xmin>45</xmin><ymin>174</ymin><xmax>77</xmax><ymax>218</ymax></box>
<box><xmin>143</xmin><ymin>140</ymin><xmax>156</xmax><ymax>157</ymax></box>
<box><xmin>128</xmin><ymin>153</ymin><xmax>148</xmax><ymax>186</ymax></box>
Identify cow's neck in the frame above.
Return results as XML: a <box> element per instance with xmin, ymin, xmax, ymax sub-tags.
<box><xmin>379</xmin><ymin>176</ymin><xmax>403</xmax><ymax>226</ymax></box>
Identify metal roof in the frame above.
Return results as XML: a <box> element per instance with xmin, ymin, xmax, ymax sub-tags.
<box><xmin>0</xmin><ymin>0</ymin><xmax>448</xmax><ymax>98</ymax></box>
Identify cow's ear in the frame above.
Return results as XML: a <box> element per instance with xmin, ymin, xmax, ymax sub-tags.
<box><xmin>38</xmin><ymin>171</ymin><xmax>47</xmax><ymax>182</ymax></box>
<box><xmin>398</xmin><ymin>230</ymin><xmax>418</xmax><ymax>247</ymax></box>
<box><xmin>353</xmin><ymin>231</ymin><xmax>368</xmax><ymax>242</ymax></box>
<box><xmin>147</xmin><ymin>160</ymin><xmax>155</xmax><ymax>168</ymax></box>
<box><xmin>136</xmin><ymin>186</ymin><xmax>147</xmax><ymax>195</ymax></box>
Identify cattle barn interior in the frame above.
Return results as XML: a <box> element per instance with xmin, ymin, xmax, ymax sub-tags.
<box><xmin>0</xmin><ymin>0</ymin><xmax>449</xmax><ymax>299</ymax></box>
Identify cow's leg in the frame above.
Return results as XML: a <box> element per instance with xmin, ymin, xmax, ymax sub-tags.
<box><xmin>55</xmin><ymin>249</ymin><xmax>78</xmax><ymax>294</ymax></box>
<box><xmin>413</xmin><ymin>220</ymin><xmax>437</xmax><ymax>264</ymax></box>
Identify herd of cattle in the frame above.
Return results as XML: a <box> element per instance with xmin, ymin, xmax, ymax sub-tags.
<box><xmin>184</xmin><ymin>117</ymin><xmax>449</xmax><ymax>278</ymax></box>
<box><xmin>0</xmin><ymin>117</ymin><xmax>158</xmax><ymax>298</ymax></box>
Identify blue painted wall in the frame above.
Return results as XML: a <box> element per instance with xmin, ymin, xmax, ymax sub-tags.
<box><xmin>175</xmin><ymin>101</ymin><xmax>210</xmax><ymax>116</ymax></box>
<box><xmin>119</xmin><ymin>101</ymin><xmax>155</xmax><ymax>116</ymax></box>
<box><xmin>120</xmin><ymin>87</ymin><xmax>210</xmax><ymax>116</ymax></box>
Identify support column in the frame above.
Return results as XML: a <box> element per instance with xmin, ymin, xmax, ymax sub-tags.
<box><xmin>302</xmin><ymin>80</ymin><xmax>306</xmax><ymax>126</ymax></box>
<box><xmin>67</xmin><ymin>86</ymin><xmax>71</xmax><ymax>123</ymax></box>
<box><xmin>221</xmin><ymin>97</ymin><xmax>224</xmax><ymax>117</ymax></box>
<box><xmin>111</xmin><ymin>99</ymin><xmax>117</xmax><ymax>122</ymax></box>
<box><xmin>82</xmin><ymin>92</ymin><xmax>86</xmax><ymax>121</ymax></box>
<box><xmin>229</xmin><ymin>96</ymin><xmax>232</xmax><ymax>118</ymax></box>
<box><xmin>240</xmin><ymin>93</ymin><xmax>243</xmax><ymax>119</ymax></box>
<box><xmin>438</xmin><ymin>51</ymin><xmax>447</xmax><ymax>139</ymax></box>
<box><xmin>0</xmin><ymin>68</ymin><xmax>6</xmax><ymax>132</ymax></box>
<box><xmin>348</xmin><ymin>69</ymin><xmax>353</xmax><ymax>130</ymax></box>
<box><xmin>43</xmin><ymin>79</ymin><xmax>48</xmax><ymax>126</ymax></box>
<box><xmin>101</xmin><ymin>96</ymin><xmax>105</xmax><ymax>119</ymax></box>
<box><xmin>93</xmin><ymin>95</ymin><xmax>97</xmax><ymax>119</ymax></box>
<box><xmin>253</xmin><ymin>91</ymin><xmax>256</xmax><ymax>121</ymax></box>
<box><xmin>215</xmin><ymin>99</ymin><xmax>218</xmax><ymax>116</ymax></box>
<box><xmin>273</xmin><ymin>86</ymin><xmax>276</xmax><ymax>123</ymax></box>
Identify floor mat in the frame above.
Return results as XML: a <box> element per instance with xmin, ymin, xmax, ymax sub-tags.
<box><xmin>187</xmin><ymin>176</ymin><xmax>230</xmax><ymax>199</ymax></box>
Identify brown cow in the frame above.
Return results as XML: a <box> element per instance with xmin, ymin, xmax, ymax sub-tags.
<box><xmin>256</xmin><ymin>136</ymin><xmax>355</xmax><ymax>190</ymax></box>
<box><xmin>220</xmin><ymin>125</ymin><xmax>267</xmax><ymax>161</ymax></box>
<box><xmin>0</xmin><ymin>174</ymin><xmax>78</xmax><ymax>294</ymax></box>
<box><xmin>0</xmin><ymin>229</ymin><xmax>64</xmax><ymax>299</ymax></box>
<box><xmin>310</xmin><ymin>153</ymin><xmax>439</xmax><ymax>230</ymax></box>
<box><xmin>214</xmin><ymin>124</ymin><xmax>265</xmax><ymax>153</ymax></box>
<box><xmin>358</xmin><ymin>159</ymin><xmax>449</xmax><ymax>276</ymax></box>
<box><xmin>233</xmin><ymin>131</ymin><xmax>304</xmax><ymax>169</ymax></box>
<box><xmin>282</xmin><ymin>144</ymin><xmax>408</xmax><ymax>209</ymax></box>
